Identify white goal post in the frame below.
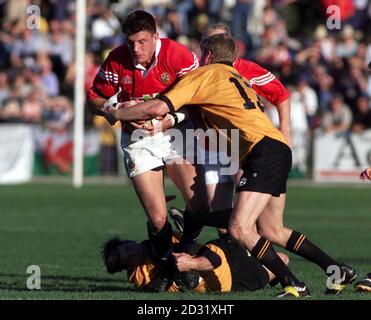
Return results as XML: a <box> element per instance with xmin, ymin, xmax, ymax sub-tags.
<box><xmin>73</xmin><ymin>0</ymin><xmax>86</xmax><ymax>188</ymax></box>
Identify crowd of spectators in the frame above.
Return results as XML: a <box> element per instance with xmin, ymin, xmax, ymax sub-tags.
<box><xmin>0</xmin><ymin>0</ymin><xmax>370</xmax><ymax>175</ymax></box>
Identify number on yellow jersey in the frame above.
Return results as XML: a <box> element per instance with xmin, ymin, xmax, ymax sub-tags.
<box><xmin>228</xmin><ymin>76</ymin><xmax>264</xmax><ymax>112</ymax></box>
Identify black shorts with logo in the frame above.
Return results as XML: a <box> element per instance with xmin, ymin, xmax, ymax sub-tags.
<box><xmin>236</xmin><ymin>136</ymin><xmax>292</xmax><ymax>197</ymax></box>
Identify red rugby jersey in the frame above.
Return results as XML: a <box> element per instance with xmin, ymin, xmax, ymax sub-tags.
<box><xmin>233</xmin><ymin>58</ymin><xmax>289</xmax><ymax>106</ymax></box>
<box><xmin>88</xmin><ymin>38</ymin><xmax>198</xmax><ymax>102</ymax></box>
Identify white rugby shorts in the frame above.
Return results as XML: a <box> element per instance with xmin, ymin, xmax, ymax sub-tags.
<box><xmin>121</xmin><ymin>126</ymin><xmax>187</xmax><ymax>179</ymax></box>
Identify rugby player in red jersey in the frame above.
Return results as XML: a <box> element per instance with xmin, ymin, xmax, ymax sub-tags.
<box><xmin>87</xmin><ymin>10</ymin><xmax>207</xmax><ymax>291</ymax></box>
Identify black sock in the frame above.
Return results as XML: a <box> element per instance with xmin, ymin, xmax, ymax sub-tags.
<box><xmin>251</xmin><ymin>237</ymin><xmax>300</xmax><ymax>287</ymax></box>
<box><xmin>147</xmin><ymin>220</ymin><xmax>173</xmax><ymax>263</ymax></box>
<box><xmin>204</xmin><ymin>208</ymin><xmax>232</xmax><ymax>229</ymax></box>
<box><xmin>286</xmin><ymin>230</ymin><xmax>340</xmax><ymax>274</ymax></box>
<box><xmin>178</xmin><ymin>208</ymin><xmax>205</xmax><ymax>253</ymax></box>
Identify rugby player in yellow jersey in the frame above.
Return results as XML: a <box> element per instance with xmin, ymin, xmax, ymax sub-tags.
<box><xmin>105</xmin><ymin>34</ymin><xmax>357</xmax><ymax>297</ymax></box>
<box><xmin>102</xmin><ymin>233</ymin><xmax>289</xmax><ymax>293</ymax></box>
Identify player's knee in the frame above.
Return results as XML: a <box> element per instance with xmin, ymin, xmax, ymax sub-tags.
<box><xmin>228</xmin><ymin>224</ymin><xmax>245</xmax><ymax>244</ymax></box>
<box><xmin>258</xmin><ymin>227</ymin><xmax>287</xmax><ymax>246</ymax></box>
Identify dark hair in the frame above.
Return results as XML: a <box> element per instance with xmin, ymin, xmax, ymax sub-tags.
<box><xmin>121</xmin><ymin>10</ymin><xmax>157</xmax><ymax>36</ymax></box>
<box><xmin>201</xmin><ymin>34</ymin><xmax>237</xmax><ymax>64</ymax></box>
<box><xmin>101</xmin><ymin>237</ymin><xmax>136</xmax><ymax>273</ymax></box>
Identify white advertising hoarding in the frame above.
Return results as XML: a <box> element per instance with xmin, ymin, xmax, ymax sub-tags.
<box><xmin>0</xmin><ymin>124</ymin><xmax>34</xmax><ymax>184</ymax></box>
<box><xmin>314</xmin><ymin>130</ymin><xmax>371</xmax><ymax>182</ymax></box>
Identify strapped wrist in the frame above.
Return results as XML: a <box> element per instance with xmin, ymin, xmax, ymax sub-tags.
<box><xmin>172</xmin><ymin>113</ymin><xmax>179</xmax><ymax>125</ymax></box>
<box><xmin>169</xmin><ymin>112</ymin><xmax>186</xmax><ymax>127</ymax></box>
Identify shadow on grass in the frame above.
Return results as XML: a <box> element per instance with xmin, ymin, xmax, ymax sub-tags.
<box><xmin>0</xmin><ymin>273</ymin><xmax>138</xmax><ymax>293</ymax></box>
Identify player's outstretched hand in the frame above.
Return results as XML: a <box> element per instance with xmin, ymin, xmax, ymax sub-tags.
<box><xmin>360</xmin><ymin>168</ymin><xmax>371</xmax><ymax>181</ymax></box>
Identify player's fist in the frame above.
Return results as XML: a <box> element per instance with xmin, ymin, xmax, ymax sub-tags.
<box><xmin>173</xmin><ymin>252</ymin><xmax>194</xmax><ymax>272</ymax></box>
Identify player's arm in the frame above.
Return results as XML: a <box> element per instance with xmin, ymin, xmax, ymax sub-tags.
<box><xmin>88</xmin><ymin>96</ymin><xmax>118</xmax><ymax>125</ymax></box>
<box><xmin>144</xmin><ymin>107</ymin><xmax>190</xmax><ymax>135</ymax></box>
<box><xmin>87</xmin><ymin>97</ymin><xmax>109</xmax><ymax>116</ymax></box>
<box><xmin>109</xmin><ymin>99</ymin><xmax>190</xmax><ymax>125</ymax></box>
<box><xmin>107</xmin><ymin>68</ymin><xmax>203</xmax><ymax>123</ymax></box>
<box><xmin>243</xmin><ymin>60</ymin><xmax>292</xmax><ymax>146</ymax></box>
<box><xmin>173</xmin><ymin>253</ymin><xmax>214</xmax><ymax>271</ymax></box>
<box><xmin>87</xmin><ymin>52</ymin><xmax>120</xmax><ymax>124</ymax></box>
<box><xmin>107</xmin><ymin>98</ymin><xmax>169</xmax><ymax>122</ymax></box>
<box><xmin>173</xmin><ymin>246</ymin><xmax>221</xmax><ymax>272</ymax></box>
<box><xmin>107</xmin><ymin>74</ymin><xmax>201</xmax><ymax>122</ymax></box>
<box><xmin>275</xmin><ymin>98</ymin><xmax>292</xmax><ymax>147</ymax></box>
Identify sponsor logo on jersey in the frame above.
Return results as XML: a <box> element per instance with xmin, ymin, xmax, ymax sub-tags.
<box><xmin>160</xmin><ymin>72</ymin><xmax>171</xmax><ymax>84</ymax></box>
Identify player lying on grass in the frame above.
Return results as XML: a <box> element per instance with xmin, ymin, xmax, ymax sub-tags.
<box><xmin>102</xmin><ymin>231</ymin><xmax>289</xmax><ymax>293</ymax></box>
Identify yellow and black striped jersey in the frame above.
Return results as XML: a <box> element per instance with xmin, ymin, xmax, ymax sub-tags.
<box><xmin>204</xmin><ymin>238</ymin><xmax>269</xmax><ymax>292</ymax></box>
<box><xmin>201</xmin><ymin>242</ymin><xmax>232</xmax><ymax>292</ymax></box>
<box><xmin>126</xmin><ymin>241</ymin><xmax>228</xmax><ymax>292</ymax></box>
<box><xmin>127</xmin><ymin>236</ymin><xmax>268</xmax><ymax>293</ymax></box>
<box><xmin>158</xmin><ymin>63</ymin><xmax>287</xmax><ymax>162</ymax></box>
<box><xmin>127</xmin><ymin>235</ymin><xmax>205</xmax><ymax>293</ymax></box>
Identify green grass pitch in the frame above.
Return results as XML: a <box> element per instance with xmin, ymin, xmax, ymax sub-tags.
<box><xmin>0</xmin><ymin>183</ymin><xmax>370</xmax><ymax>300</ymax></box>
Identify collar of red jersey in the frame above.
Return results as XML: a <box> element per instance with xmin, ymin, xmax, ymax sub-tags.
<box><xmin>134</xmin><ymin>38</ymin><xmax>162</xmax><ymax>72</ymax></box>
